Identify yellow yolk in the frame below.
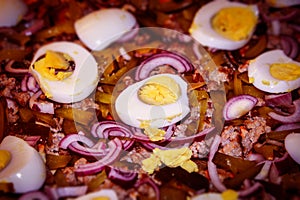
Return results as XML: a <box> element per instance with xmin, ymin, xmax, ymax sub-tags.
<box><xmin>91</xmin><ymin>197</ymin><xmax>110</xmax><ymax>200</ymax></box>
<box><xmin>270</xmin><ymin>63</ymin><xmax>300</xmax><ymax>81</ymax></box>
<box><xmin>142</xmin><ymin>147</ymin><xmax>198</xmax><ymax>174</ymax></box>
<box><xmin>33</xmin><ymin>50</ymin><xmax>73</xmax><ymax>81</ymax></box>
<box><xmin>221</xmin><ymin>190</ymin><xmax>238</xmax><ymax>200</ymax></box>
<box><xmin>212</xmin><ymin>7</ymin><xmax>257</xmax><ymax>41</ymax></box>
<box><xmin>138</xmin><ymin>76</ymin><xmax>181</xmax><ymax>105</ymax></box>
<box><xmin>0</xmin><ymin>150</ymin><xmax>11</xmax><ymax>171</ymax></box>
<box><xmin>144</xmin><ymin>127</ymin><xmax>166</xmax><ymax>141</ymax></box>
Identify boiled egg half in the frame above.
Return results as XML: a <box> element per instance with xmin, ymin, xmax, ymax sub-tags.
<box><xmin>75</xmin><ymin>8</ymin><xmax>137</xmax><ymax>51</ymax></box>
<box><xmin>115</xmin><ymin>74</ymin><xmax>190</xmax><ymax>129</ymax></box>
<box><xmin>0</xmin><ymin>136</ymin><xmax>46</xmax><ymax>193</ymax></box>
<box><xmin>0</xmin><ymin>0</ymin><xmax>28</xmax><ymax>27</ymax></box>
<box><xmin>189</xmin><ymin>0</ymin><xmax>259</xmax><ymax>50</ymax></box>
<box><xmin>29</xmin><ymin>41</ymin><xmax>99</xmax><ymax>103</ymax></box>
<box><xmin>248</xmin><ymin>50</ymin><xmax>300</xmax><ymax>93</ymax></box>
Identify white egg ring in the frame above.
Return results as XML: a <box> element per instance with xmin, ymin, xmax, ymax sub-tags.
<box><xmin>248</xmin><ymin>50</ymin><xmax>300</xmax><ymax>93</ymax></box>
<box><xmin>30</xmin><ymin>41</ymin><xmax>99</xmax><ymax>103</ymax></box>
<box><xmin>75</xmin><ymin>8</ymin><xmax>137</xmax><ymax>51</ymax></box>
<box><xmin>0</xmin><ymin>136</ymin><xmax>46</xmax><ymax>193</ymax></box>
<box><xmin>190</xmin><ymin>0</ymin><xmax>259</xmax><ymax>50</ymax></box>
<box><xmin>115</xmin><ymin>74</ymin><xmax>190</xmax><ymax>128</ymax></box>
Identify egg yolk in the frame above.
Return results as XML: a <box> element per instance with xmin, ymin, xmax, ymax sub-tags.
<box><xmin>142</xmin><ymin>147</ymin><xmax>198</xmax><ymax>174</ymax></box>
<box><xmin>144</xmin><ymin>127</ymin><xmax>166</xmax><ymax>141</ymax></box>
<box><xmin>138</xmin><ymin>76</ymin><xmax>181</xmax><ymax>105</ymax></box>
<box><xmin>0</xmin><ymin>150</ymin><xmax>11</xmax><ymax>171</ymax></box>
<box><xmin>33</xmin><ymin>50</ymin><xmax>73</xmax><ymax>81</ymax></box>
<box><xmin>212</xmin><ymin>7</ymin><xmax>257</xmax><ymax>41</ymax></box>
<box><xmin>221</xmin><ymin>189</ymin><xmax>238</xmax><ymax>200</ymax></box>
<box><xmin>91</xmin><ymin>197</ymin><xmax>110</xmax><ymax>200</ymax></box>
<box><xmin>270</xmin><ymin>63</ymin><xmax>300</xmax><ymax>81</ymax></box>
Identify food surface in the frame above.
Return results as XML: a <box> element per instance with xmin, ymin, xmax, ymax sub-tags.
<box><xmin>0</xmin><ymin>0</ymin><xmax>300</xmax><ymax>199</ymax></box>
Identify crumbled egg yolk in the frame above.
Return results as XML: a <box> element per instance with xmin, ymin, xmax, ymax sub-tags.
<box><xmin>138</xmin><ymin>76</ymin><xmax>181</xmax><ymax>105</ymax></box>
<box><xmin>221</xmin><ymin>190</ymin><xmax>238</xmax><ymax>200</ymax></box>
<box><xmin>142</xmin><ymin>147</ymin><xmax>198</xmax><ymax>174</ymax></box>
<box><xmin>144</xmin><ymin>127</ymin><xmax>166</xmax><ymax>141</ymax></box>
<box><xmin>212</xmin><ymin>7</ymin><xmax>257</xmax><ymax>41</ymax></box>
<box><xmin>0</xmin><ymin>150</ymin><xmax>11</xmax><ymax>171</ymax></box>
<box><xmin>33</xmin><ymin>50</ymin><xmax>73</xmax><ymax>81</ymax></box>
<box><xmin>270</xmin><ymin>63</ymin><xmax>300</xmax><ymax>81</ymax></box>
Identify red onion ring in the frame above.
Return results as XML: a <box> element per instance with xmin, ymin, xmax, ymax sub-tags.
<box><xmin>59</xmin><ymin>132</ymin><xmax>95</xmax><ymax>149</ymax></box>
<box><xmin>29</xmin><ymin>90</ymin><xmax>54</xmax><ymax>114</ymax></box>
<box><xmin>265</xmin><ymin>92</ymin><xmax>293</xmax><ymax>108</ymax></box>
<box><xmin>140</xmin><ymin>141</ymin><xmax>170</xmax><ymax>150</ymax></box>
<box><xmin>207</xmin><ymin>134</ymin><xmax>227</xmax><ymax>192</ymax></box>
<box><xmin>21</xmin><ymin>75</ymin><xmax>40</xmax><ymax>92</ymax></box>
<box><xmin>135</xmin><ymin>52</ymin><xmax>194</xmax><ymax>80</ymax></box>
<box><xmin>22</xmin><ymin>19</ymin><xmax>44</xmax><ymax>36</ymax></box>
<box><xmin>23</xmin><ymin>135</ymin><xmax>41</xmax><ymax>147</ymax></box>
<box><xmin>107</xmin><ymin>166</ymin><xmax>138</xmax><ymax>188</ymax></box>
<box><xmin>275</xmin><ymin>123</ymin><xmax>300</xmax><ymax>131</ymax></box>
<box><xmin>19</xmin><ymin>191</ymin><xmax>49</xmax><ymax>200</ymax></box>
<box><xmin>268</xmin><ymin>98</ymin><xmax>300</xmax><ymax>123</ymax></box>
<box><xmin>91</xmin><ymin>121</ymin><xmax>134</xmax><ymax>150</ymax></box>
<box><xmin>68</xmin><ymin>142</ymin><xmax>109</xmax><ymax>157</ymax></box>
<box><xmin>223</xmin><ymin>95</ymin><xmax>257</xmax><ymax>121</ymax></box>
<box><xmin>134</xmin><ymin>177</ymin><xmax>160</xmax><ymax>200</ymax></box>
<box><xmin>74</xmin><ymin>138</ymin><xmax>123</xmax><ymax>176</ymax></box>
<box><xmin>4</xmin><ymin>60</ymin><xmax>29</xmax><ymax>74</ymax></box>
<box><xmin>255</xmin><ymin>161</ymin><xmax>272</xmax><ymax>180</ymax></box>
<box><xmin>280</xmin><ymin>35</ymin><xmax>299</xmax><ymax>59</ymax></box>
<box><xmin>238</xmin><ymin>182</ymin><xmax>262</xmax><ymax>197</ymax></box>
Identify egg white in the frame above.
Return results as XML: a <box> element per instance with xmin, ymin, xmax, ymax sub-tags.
<box><xmin>0</xmin><ymin>136</ymin><xmax>46</xmax><ymax>193</ymax></box>
<box><xmin>75</xmin><ymin>8</ymin><xmax>137</xmax><ymax>51</ymax></box>
<box><xmin>74</xmin><ymin>189</ymin><xmax>118</xmax><ymax>200</ymax></box>
<box><xmin>29</xmin><ymin>41</ymin><xmax>99</xmax><ymax>103</ymax></box>
<box><xmin>190</xmin><ymin>0</ymin><xmax>259</xmax><ymax>50</ymax></box>
<box><xmin>285</xmin><ymin>133</ymin><xmax>300</xmax><ymax>164</ymax></box>
<box><xmin>115</xmin><ymin>74</ymin><xmax>190</xmax><ymax>128</ymax></box>
<box><xmin>0</xmin><ymin>0</ymin><xmax>28</xmax><ymax>27</ymax></box>
<box><xmin>248</xmin><ymin>50</ymin><xmax>300</xmax><ymax>93</ymax></box>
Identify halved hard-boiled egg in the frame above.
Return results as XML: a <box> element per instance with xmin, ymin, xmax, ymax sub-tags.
<box><xmin>74</xmin><ymin>189</ymin><xmax>118</xmax><ymax>200</ymax></box>
<box><xmin>248</xmin><ymin>50</ymin><xmax>300</xmax><ymax>93</ymax></box>
<box><xmin>189</xmin><ymin>0</ymin><xmax>259</xmax><ymax>50</ymax></box>
<box><xmin>75</xmin><ymin>8</ymin><xmax>137</xmax><ymax>51</ymax></box>
<box><xmin>29</xmin><ymin>41</ymin><xmax>99</xmax><ymax>103</ymax></box>
<box><xmin>114</xmin><ymin>74</ymin><xmax>190</xmax><ymax>129</ymax></box>
<box><xmin>0</xmin><ymin>136</ymin><xmax>46</xmax><ymax>193</ymax></box>
<box><xmin>0</xmin><ymin>0</ymin><xmax>28</xmax><ymax>27</ymax></box>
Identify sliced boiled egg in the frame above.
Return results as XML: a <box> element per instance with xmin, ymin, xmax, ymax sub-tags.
<box><xmin>192</xmin><ymin>190</ymin><xmax>238</xmax><ymax>200</ymax></box>
<box><xmin>189</xmin><ymin>0</ymin><xmax>259</xmax><ymax>50</ymax></box>
<box><xmin>248</xmin><ymin>50</ymin><xmax>300</xmax><ymax>93</ymax></box>
<box><xmin>114</xmin><ymin>74</ymin><xmax>190</xmax><ymax>128</ymax></box>
<box><xmin>0</xmin><ymin>0</ymin><xmax>28</xmax><ymax>27</ymax></box>
<box><xmin>0</xmin><ymin>136</ymin><xmax>46</xmax><ymax>193</ymax></box>
<box><xmin>29</xmin><ymin>41</ymin><xmax>99</xmax><ymax>103</ymax></box>
<box><xmin>285</xmin><ymin>133</ymin><xmax>300</xmax><ymax>164</ymax></box>
<box><xmin>75</xmin><ymin>8</ymin><xmax>137</xmax><ymax>51</ymax></box>
<box><xmin>74</xmin><ymin>189</ymin><xmax>118</xmax><ymax>200</ymax></box>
